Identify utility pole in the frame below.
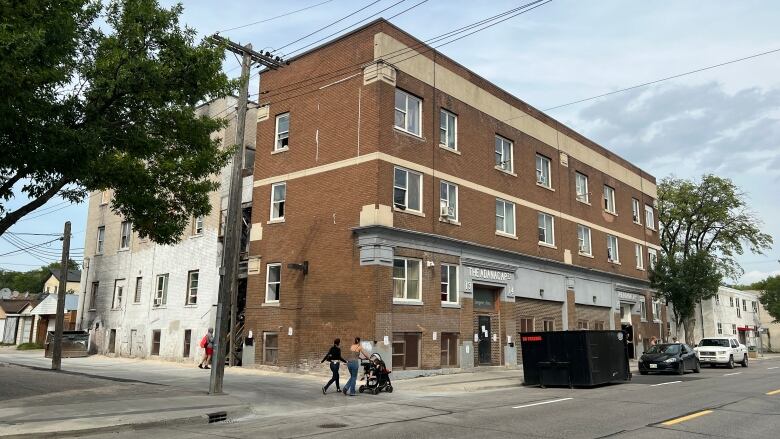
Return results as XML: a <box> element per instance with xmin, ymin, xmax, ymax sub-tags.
<box><xmin>208</xmin><ymin>34</ymin><xmax>285</xmax><ymax>394</ymax></box>
<box><xmin>51</xmin><ymin>221</ymin><xmax>71</xmax><ymax>371</ymax></box>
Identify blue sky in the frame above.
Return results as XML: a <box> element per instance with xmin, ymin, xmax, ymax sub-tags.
<box><xmin>2</xmin><ymin>0</ymin><xmax>779</xmax><ymax>283</ymax></box>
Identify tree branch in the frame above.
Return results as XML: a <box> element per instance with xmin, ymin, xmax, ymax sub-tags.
<box><xmin>0</xmin><ymin>169</ymin><xmax>26</xmax><ymax>199</ymax></box>
<box><xmin>0</xmin><ymin>177</ymin><xmax>70</xmax><ymax>236</ymax></box>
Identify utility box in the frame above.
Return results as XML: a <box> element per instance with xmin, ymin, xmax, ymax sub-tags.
<box><xmin>520</xmin><ymin>330</ymin><xmax>630</xmax><ymax>387</ymax></box>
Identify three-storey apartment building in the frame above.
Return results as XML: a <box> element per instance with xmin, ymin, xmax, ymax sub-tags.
<box><xmin>246</xmin><ymin>20</ymin><xmax>666</xmax><ymax>370</ymax></box>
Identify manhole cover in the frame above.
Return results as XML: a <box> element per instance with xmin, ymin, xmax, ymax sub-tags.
<box><xmin>318</xmin><ymin>423</ymin><xmax>348</xmax><ymax>429</ymax></box>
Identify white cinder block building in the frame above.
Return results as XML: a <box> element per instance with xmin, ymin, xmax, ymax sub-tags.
<box><xmin>675</xmin><ymin>286</ymin><xmax>763</xmax><ymax>348</ymax></box>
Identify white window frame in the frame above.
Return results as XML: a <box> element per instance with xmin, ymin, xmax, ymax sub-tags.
<box><xmin>440</xmin><ymin>264</ymin><xmax>458</xmax><ymax>304</ymax></box>
<box><xmin>186</xmin><ymin>270</ymin><xmax>199</xmax><ymax>305</ymax></box>
<box><xmin>154</xmin><ymin>274</ymin><xmax>168</xmax><ymax>307</ymax></box>
<box><xmin>752</xmin><ymin>301</ymin><xmax>758</xmax><ymax>312</ymax></box>
<box><xmin>270</xmin><ymin>182</ymin><xmax>286</xmax><ymax>221</ymax></box>
<box><xmin>648</xmin><ymin>248</ymin><xmax>658</xmax><ymax>270</ymax></box>
<box><xmin>732</xmin><ymin>324</ymin><xmax>737</xmax><ymax>335</ymax></box>
<box><xmin>640</xmin><ymin>300</ymin><xmax>647</xmax><ymax>321</ymax></box>
<box><xmin>575</xmin><ymin>172</ymin><xmax>589</xmax><ymax>204</ymax></box>
<box><xmin>603</xmin><ymin>185</ymin><xmax>616</xmax><ymax>214</ymax></box>
<box><xmin>439</xmin><ymin>109</ymin><xmax>457</xmax><ymax>150</ymax></box>
<box><xmin>631</xmin><ymin>198</ymin><xmax>641</xmax><ymax>224</ymax></box>
<box><xmin>265</xmin><ymin>263</ymin><xmax>281</xmax><ymax>303</ymax></box>
<box><xmin>635</xmin><ymin>244</ymin><xmax>644</xmax><ymax>270</ymax></box>
<box><xmin>274</xmin><ymin>112</ymin><xmax>289</xmax><ymax>151</ymax></box>
<box><xmin>653</xmin><ymin>300</ymin><xmax>661</xmax><ymax>322</ymax></box>
<box><xmin>393</xmin><ymin>258</ymin><xmax>422</xmax><ymax>303</ymax></box>
<box><xmin>607</xmin><ymin>235</ymin><xmax>620</xmax><ymax>263</ymax></box>
<box><xmin>96</xmin><ymin>226</ymin><xmax>105</xmax><ymax>255</ymax></box>
<box><xmin>717</xmin><ymin>322</ymin><xmax>723</xmax><ymax>335</ymax></box>
<box><xmin>119</xmin><ymin>221</ymin><xmax>131</xmax><ymax>250</ymax></box>
<box><xmin>537</xmin><ymin>212</ymin><xmax>554</xmax><ymax>246</ymax></box>
<box><xmin>645</xmin><ymin>205</ymin><xmax>655</xmax><ymax>230</ymax></box>
<box><xmin>439</xmin><ymin>181</ymin><xmax>458</xmax><ymax>221</ymax></box>
<box><xmin>112</xmin><ymin>279</ymin><xmax>125</xmax><ymax>310</ymax></box>
<box><xmin>535</xmin><ymin>154</ymin><xmax>552</xmax><ymax>188</ymax></box>
<box><xmin>393</xmin><ymin>167</ymin><xmax>423</xmax><ymax>213</ymax></box>
<box><xmin>577</xmin><ymin>224</ymin><xmax>592</xmax><ymax>256</ymax></box>
<box><xmin>394</xmin><ymin>89</ymin><xmax>422</xmax><ymax>136</ymax></box>
<box><xmin>193</xmin><ymin>215</ymin><xmax>204</xmax><ymax>235</ymax></box>
<box><xmin>494</xmin><ymin>135</ymin><xmax>514</xmax><ymax>173</ymax></box>
<box><xmin>133</xmin><ymin>276</ymin><xmax>142</xmax><ymax>304</ymax></box>
<box><xmin>495</xmin><ymin>198</ymin><xmax>516</xmax><ymax>237</ymax></box>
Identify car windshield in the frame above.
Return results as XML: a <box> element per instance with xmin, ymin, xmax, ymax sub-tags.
<box><xmin>699</xmin><ymin>339</ymin><xmax>729</xmax><ymax>347</ymax></box>
<box><xmin>645</xmin><ymin>344</ymin><xmax>681</xmax><ymax>354</ymax></box>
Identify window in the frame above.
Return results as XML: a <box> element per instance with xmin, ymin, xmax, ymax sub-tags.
<box><xmin>495</xmin><ymin>199</ymin><xmax>515</xmax><ymax>236</ymax></box>
<box><xmin>154</xmin><ymin>274</ymin><xmax>168</xmax><ymax>307</ymax></box>
<box><xmin>575</xmin><ymin>172</ymin><xmax>589</xmax><ymax>203</ymax></box>
<box><xmin>393</xmin><ymin>167</ymin><xmax>422</xmax><ymax>212</ymax></box>
<box><xmin>607</xmin><ymin>235</ymin><xmax>619</xmax><ymax>263</ymax></box>
<box><xmin>577</xmin><ymin>225</ymin><xmax>592</xmax><ymax>255</ymax></box>
<box><xmin>100</xmin><ymin>190</ymin><xmax>110</xmax><ymax>205</ymax></box>
<box><xmin>594</xmin><ymin>321</ymin><xmax>605</xmax><ymax>330</ymax></box>
<box><xmin>439</xmin><ymin>181</ymin><xmax>458</xmax><ymax>221</ymax></box>
<box><xmin>394</xmin><ymin>89</ymin><xmax>421</xmax><ymax>136</ymax></box>
<box><xmin>96</xmin><ymin>226</ymin><xmax>105</xmax><ymax>254</ymax></box>
<box><xmin>440</xmin><ymin>264</ymin><xmax>457</xmax><ymax>304</ymax></box>
<box><xmin>730</xmin><ymin>297</ymin><xmax>734</xmax><ymax>307</ymax></box>
<box><xmin>274</xmin><ymin>112</ymin><xmax>289</xmax><ymax>151</ymax></box>
<box><xmin>263</xmin><ymin>332</ymin><xmax>279</xmax><ymax>365</ymax></box>
<box><xmin>270</xmin><ymin>182</ymin><xmax>286</xmax><ymax>221</ymax></box>
<box><xmin>392</xmin><ymin>332</ymin><xmax>421</xmax><ymax>370</ymax></box>
<box><xmin>732</xmin><ymin>324</ymin><xmax>737</xmax><ymax>335</ymax></box>
<box><xmin>183</xmin><ymin>329</ymin><xmax>192</xmax><ymax>357</ymax></box>
<box><xmin>543</xmin><ymin>319</ymin><xmax>555</xmax><ymax>332</ymax></box>
<box><xmin>89</xmin><ymin>282</ymin><xmax>99</xmax><ymax>310</ymax></box>
<box><xmin>752</xmin><ymin>301</ymin><xmax>758</xmax><ymax>312</ymax></box>
<box><xmin>603</xmin><ymin>185</ymin><xmax>616</xmax><ymax>214</ymax></box>
<box><xmin>535</xmin><ymin>154</ymin><xmax>551</xmax><ymax>187</ymax></box>
<box><xmin>494</xmin><ymin>135</ymin><xmax>513</xmax><ymax>173</ymax></box>
<box><xmin>120</xmin><ymin>221</ymin><xmax>131</xmax><ymax>249</ymax></box>
<box><xmin>648</xmin><ymin>248</ymin><xmax>658</xmax><ymax>270</ymax></box>
<box><xmin>193</xmin><ymin>216</ymin><xmax>204</xmax><ymax>235</ymax></box>
<box><xmin>715</xmin><ymin>295</ymin><xmax>720</xmax><ymax>305</ymax></box>
<box><xmin>631</xmin><ymin>199</ymin><xmax>641</xmax><ymax>224</ymax></box>
<box><xmin>717</xmin><ymin>322</ymin><xmax>723</xmax><ymax>335</ymax></box>
<box><xmin>219</xmin><ymin>209</ymin><xmax>227</xmax><ymax>236</ymax></box>
<box><xmin>440</xmin><ymin>333</ymin><xmax>458</xmax><ymax>367</ymax></box>
<box><xmin>640</xmin><ymin>300</ymin><xmax>647</xmax><ymax>321</ymax></box>
<box><xmin>736</xmin><ymin>305</ymin><xmax>741</xmax><ymax>318</ymax></box>
<box><xmin>133</xmin><ymin>277</ymin><xmax>142</xmax><ymax>303</ymax></box>
<box><xmin>393</xmin><ymin>258</ymin><xmax>421</xmax><ymax>302</ymax></box>
<box><xmin>186</xmin><ymin>270</ymin><xmax>199</xmax><ymax>305</ymax></box>
<box><xmin>645</xmin><ymin>205</ymin><xmax>655</xmax><ymax>230</ymax></box>
<box><xmin>108</xmin><ymin>329</ymin><xmax>116</xmax><ymax>354</ymax></box>
<box><xmin>266</xmin><ymin>263</ymin><xmax>281</xmax><ymax>303</ymax></box>
<box><xmin>519</xmin><ymin>317</ymin><xmax>534</xmax><ymax>333</ymax></box>
<box><xmin>635</xmin><ymin>244</ymin><xmax>644</xmax><ymax>269</ymax></box>
<box><xmin>742</xmin><ymin>299</ymin><xmax>747</xmax><ymax>312</ymax></box>
<box><xmin>112</xmin><ymin>279</ymin><xmax>125</xmax><ymax>309</ymax></box>
<box><xmin>537</xmin><ymin>213</ymin><xmax>554</xmax><ymax>246</ymax></box>
<box><xmin>577</xmin><ymin>320</ymin><xmax>589</xmax><ymax>330</ymax></box>
<box><xmin>151</xmin><ymin>330</ymin><xmax>161</xmax><ymax>356</ymax></box>
<box><xmin>439</xmin><ymin>109</ymin><xmax>457</xmax><ymax>150</ymax></box>
<box><xmin>653</xmin><ymin>301</ymin><xmax>661</xmax><ymax>321</ymax></box>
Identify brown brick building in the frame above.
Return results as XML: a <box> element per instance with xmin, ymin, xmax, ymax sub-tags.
<box><xmin>244</xmin><ymin>19</ymin><xmax>667</xmax><ymax>371</ymax></box>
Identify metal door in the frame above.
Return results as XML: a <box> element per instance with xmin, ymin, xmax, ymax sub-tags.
<box><xmin>478</xmin><ymin>316</ymin><xmax>492</xmax><ymax>365</ymax></box>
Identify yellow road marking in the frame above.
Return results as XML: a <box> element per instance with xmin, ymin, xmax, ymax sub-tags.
<box><xmin>766</xmin><ymin>389</ymin><xmax>780</xmax><ymax>395</ymax></box>
<box><xmin>662</xmin><ymin>410</ymin><xmax>713</xmax><ymax>426</ymax></box>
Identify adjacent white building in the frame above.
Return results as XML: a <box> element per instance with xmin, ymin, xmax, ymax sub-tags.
<box><xmin>674</xmin><ymin>286</ymin><xmax>763</xmax><ymax>349</ymax></box>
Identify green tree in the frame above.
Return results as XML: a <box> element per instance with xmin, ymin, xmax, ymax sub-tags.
<box><xmin>758</xmin><ymin>276</ymin><xmax>780</xmax><ymax>323</ymax></box>
<box><xmin>650</xmin><ymin>175</ymin><xmax>772</xmax><ymax>344</ymax></box>
<box><xmin>0</xmin><ymin>0</ymin><xmax>233</xmax><ymax>244</ymax></box>
<box><xmin>0</xmin><ymin>259</ymin><xmax>79</xmax><ymax>294</ymax></box>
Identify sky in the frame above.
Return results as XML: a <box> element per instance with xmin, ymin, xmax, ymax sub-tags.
<box><xmin>2</xmin><ymin>0</ymin><xmax>779</xmax><ymax>284</ymax></box>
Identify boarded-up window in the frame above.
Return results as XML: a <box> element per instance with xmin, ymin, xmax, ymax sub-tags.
<box><xmin>440</xmin><ymin>333</ymin><xmax>459</xmax><ymax>367</ymax></box>
<box><xmin>263</xmin><ymin>332</ymin><xmax>278</xmax><ymax>365</ymax></box>
<box><xmin>519</xmin><ymin>317</ymin><xmax>534</xmax><ymax>333</ymax></box>
<box><xmin>183</xmin><ymin>330</ymin><xmax>192</xmax><ymax>357</ymax></box>
<box><xmin>392</xmin><ymin>332</ymin><xmax>420</xmax><ymax>370</ymax></box>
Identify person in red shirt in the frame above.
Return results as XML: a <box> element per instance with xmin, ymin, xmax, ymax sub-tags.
<box><xmin>198</xmin><ymin>328</ymin><xmax>214</xmax><ymax>369</ymax></box>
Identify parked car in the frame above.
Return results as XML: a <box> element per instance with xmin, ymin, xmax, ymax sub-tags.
<box><xmin>693</xmin><ymin>337</ymin><xmax>748</xmax><ymax>368</ymax></box>
<box><xmin>638</xmin><ymin>343</ymin><xmax>700</xmax><ymax>375</ymax></box>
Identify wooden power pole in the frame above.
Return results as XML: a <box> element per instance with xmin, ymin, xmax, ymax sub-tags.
<box><xmin>208</xmin><ymin>34</ymin><xmax>285</xmax><ymax>395</ymax></box>
<box><xmin>51</xmin><ymin>221</ymin><xmax>71</xmax><ymax>371</ymax></box>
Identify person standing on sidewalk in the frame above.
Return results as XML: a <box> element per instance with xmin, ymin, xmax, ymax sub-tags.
<box><xmin>321</xmin><ymin>338</ymin><xmax>346</xmax><ymax>394</ymax></box>
<box><xmin>343</xmin><ymin>337</ymin><xmax>369</xmax><ymax>396</ymax></box>
<box><xmin>198</xmin><ymin>328</ymin><xmax>214</xmax><ymax>369</ymax></box>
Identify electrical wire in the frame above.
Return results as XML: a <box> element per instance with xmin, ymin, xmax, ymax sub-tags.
<box><xmin>215</xmin><ymin>0</ymin><xmax>337</xmax><ymax>33</ymax></box>
<box><xmin>0</xmin><ymin>237</ymin><xmax>61</xmax><ymax>257</ymax></box>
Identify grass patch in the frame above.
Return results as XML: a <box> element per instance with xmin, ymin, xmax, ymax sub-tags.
<box><xmin>16</xmin><ymin>343</ymin><xmax>44</xmax><ymax>350</ymax></box>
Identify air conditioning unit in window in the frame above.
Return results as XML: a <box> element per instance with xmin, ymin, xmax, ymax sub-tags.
<box><xmin>153</xmin><ymin>296</ymin><xmax>162</xmax><ymax>307</ymax></box>
<box><xmin>536</xmin><ymin>170</ymin><xmax>545</xmax><ymax>184</ymax></box>
<box><xmin>439</xmin><ymin>202</ymin><xmax>455</xmax><ymax>219</ymax></box>
<box><xmin>579</xmin><ymin>245</ymin><xmax>587</xmax><ymax>253</ymax></box>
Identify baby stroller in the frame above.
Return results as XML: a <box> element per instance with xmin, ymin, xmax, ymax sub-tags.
<box><xmin>359</xmin><ymin>353</ymin><xmax>393</xmax><ymax>395</ymax></box>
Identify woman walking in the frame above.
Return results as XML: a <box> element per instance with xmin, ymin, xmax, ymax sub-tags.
<box><xmin>198</xmin><ymin>328</ymin><xmax>214</xmax><ymax>369</ymax></box>
<box><xmin>343</xmin><ymin>337</ymin><xmax>369</xmax><ymax>396</ymax></box>
<box><xmin>321</xmin><ymin>338</ymin><xmax>346</xmax><ymax>394</ymax></box>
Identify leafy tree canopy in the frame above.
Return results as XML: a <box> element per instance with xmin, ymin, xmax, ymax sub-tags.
<box><xmin>0</xmin><ymin>0</ymin><xmax>234</xmax><ymax>244</ymax></box>
<box><xmin>757</xmin><ymin>275</ymin><xmax>780</xmax><ymax>323</ymax></box>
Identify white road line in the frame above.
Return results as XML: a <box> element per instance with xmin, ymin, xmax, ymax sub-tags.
<box><xmin>649</xmin><ymin>380</ymin><xmax>682</xmax><ymax>387</ymax></box>
<box><xmin>513</xmin><ymin>397</ymin><xmax>573</xmax><ymax>409</ymax></box>
<box><xmin>723</xmin><ymin>372</ymin><xmax>742</xmax><ymax>376</ymax></box>
<box><xmin>768</xmin><ymin>367</ymin><xmax>779</xmax><ymax>370</ymax></box>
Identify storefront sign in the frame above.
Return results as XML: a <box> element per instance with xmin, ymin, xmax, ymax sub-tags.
<box><xmin>468</xmin><ymin>267</ymin><xmax>513</xmax><ymax>282</ymax></box>
<box><xmin>617</xmin><ymin>291</ymin><xmax>642</xmax><ymax>302</ymax></box>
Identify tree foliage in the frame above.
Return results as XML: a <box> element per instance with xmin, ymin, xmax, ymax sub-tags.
<box><xmin>0</xmin><ymin>259</ymin><xmax>80</xmax><ymax>294</ymax></box>
<box><xmin>0</xmin><ymin>0</ymin><xmax>234</xmax><ymax>244</ymax></box>
<box><xmin>757</xmin><ymin>276</ymin><xmax>780</xmax><ymax>323</ymax></box>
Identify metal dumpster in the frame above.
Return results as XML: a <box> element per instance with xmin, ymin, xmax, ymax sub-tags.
<box><xmin>44</xmin><ymin>330</ymin><xmax>89</xmax><ymax>358</ymax></box>
<box><xmin>520</xmin><ymin>330</ymin><xmax>630</xmax><ymax>387</ymax></box>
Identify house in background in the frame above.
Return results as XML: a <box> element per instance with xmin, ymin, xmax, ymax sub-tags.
<box><xmin>42</xmin><ymin>269</ymin><xmax>81</xmax><ymax>295</ymax></box>
<box><xmin>673</xmin><ymin>286</ymin><xmax>763</xmax><ymax>348</ymax></box>
<box><xmin>30</xmin><ymin>294</ymin><xmax>80</xmax><ymax>344</ymax></box>
<box><xmin>0</xmin><ymin>300</ymin><xmax>40</xmax><ymax>345</ymax></box>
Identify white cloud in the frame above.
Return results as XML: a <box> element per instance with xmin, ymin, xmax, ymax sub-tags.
<box><xmin>740</xmin><ymin>269</ymin><xmax>780</xmax><ymax>285</ymax></box>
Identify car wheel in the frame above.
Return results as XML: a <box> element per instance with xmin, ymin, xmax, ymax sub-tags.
<box><xmin>741</xmin><ymin>354</ymin><xmax>749</xmax><ymax>367</ymax></box>
<box><xmin>727</xmin><ymin>356</ymin><xmax>735</xmax><ymax>369</ymax></box>
<box><xmin>693</xmin><ymin>359</ymin><xmax>701</xmax><ymax>373</ymax></box>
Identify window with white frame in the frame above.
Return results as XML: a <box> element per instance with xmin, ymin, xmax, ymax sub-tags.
<box><xmin>653</xmin><ymin>300</ymin><xmax>661</xmax><ymax>321</ymax></box>
<box><xmin>440</xmin><ymin>264</ymin><xmax>457</xmax><ymax>304</ymax></box>
<box><xmin>645</xmin><ymin>205</ymin><xmax>655</xmax><ymax>229</ymax></box>
<box><xmin>495</xmin><ymin>198</ymin><xmax>515</xmax><ymax>236</ymax></box>
<box><xmin>635</xmin><ymin>244</ymin><xmax>644</xmax><ymax>269</ymax></box>
<box><xmin>607</xmin><ymin>235</ymin><xmax>619</xmax><ymax>262</ymax></box>
<box><xmin>535</xmin><ymin>154</ymin><xmax>551</xmax><ymax>188</ymax></box>
<box><xmin>640</xmin><ymin>300</ymin><xmax>647</xmax><ymax>320</ymax></box>
<box><xmin>439</xmin><ymin>109</ymin><xmax>457</xmax><ymax>150</ymax></box>
<box><xmin>112</xmin><ymin>279</ymin><xmax>125</xmax><ymax>309</ymax></box>
<box><xmin>575</xmin><ymin>172</ymin><xmax>589</xmax><ymax>203</ymax></box>
<box><xmin>274</xmin><ymin>113</ymin><xmax>289</xmax><ymax>151</ymax></box>
<box><xmin>100</xmin><ymin>190</ymin><xmax>110</xmax><ymax>205</ymax></box>
<box><xmin>631</xmin><ymin>198</ymin><xmax>641</xmax><ymax>224</ymax></box>
<box><xmin>270</xmin><ymin>182</ymin><xmax>286</xmax><ymax>220</ymax></box>
<box><xmin>717</xmin><ymin>322</ymin><xmax>723</xmax><ymax>334</ymax></box>
<box><xmin>577</xmin><ymin>224</ymin><xmax>592</xmax><ymax>255</ymax></box>
<box><xmin>494</xmin><ymin>135</ymin><xmax>513</xmax><ymax>173</ymax></box>
<box><xmin>742</xmin><ymin>298</ymin><xmax>747</xmax><ymax>312</ymax></box>
<box><xmin>439</xmin><ymin>181</ymin><xmax>458</xmax><ymax>221</ymax></box>
<box><xmin>393</xmin><ymin>258</ymin><xmax>421</xmax><ymax>302</ymax></box>
<box><xmin>603</xmin><ymin>185</ymin><xmax>616</xmax><ymax>214</ymax></box>
<box><xmin>120</xmin><ymin>221</ymin><xmax>131</xmax><ymax>249</ymax></box>
<box><xmin>193</xmin><ymin>215</ymin><xmax>204</xmax><ymax>235</ymax></box>
<box><xmin>96</xmin><ymin>226</ymin><xmax>105</xmax><ymax>254</ymax></box>
<box><xmin>266</xmin><ymin>263</ymin><xmax>281</xmax><ymax>303</ymax></box>
<box><xmin>752</xmin><ymin>301</ymin><xmax>758</xmax><ymax>312</ymax></box>
<box><xmin>154</xmin><ymin>274</ymin><xmax>168</xmax><ymax>307</ymax></box>
<box><xmin>732</xmin><ymin>324</ymin><xmax>737</xmax><ymax>335</ymax></box>
<box><xmin>394</xmin><ymin>89</ymin><xmax>421</xmax><ymax>136</ymax></box>
<box><xmin>537</xmin><ymin>213</ymin><xmax>554</xmax><ymax>246</ymax></box>
<box><xmin>648</xmin><ymin>248</ymin><xmax>658</xmax><ymax>270</ymax></box>
<box><xmin>186</xmin><ymin>270</ymin><xmax>199</xmax><ymax>305</ymax></box>
<box><xmin>393</xmin><ymin>167</ymin><xmax>422</xmax><ymax>212</ymax></box>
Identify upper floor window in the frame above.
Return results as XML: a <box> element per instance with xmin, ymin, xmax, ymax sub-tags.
<box><xmin>193</xmin><ymin>215</ymin><xmax>204</xmax><ymax>235</ymax></box>
<box><xmin>732</xmin><ymin>324</ymin><xmax>737</xmax><ymax>335</ymax></box>
<box><xmin>154</xmin><ymin>274</ymin><xmax>168</xmax><ymax>307</ymax></box>
<box><xmin>275</xmin><ymin>113</ymin><xmax>289</xmax><ymax>151</ymax></box>
<box><xmin>266</xmin><ymin>263</ymin><xmax>281</xmax><ymax>303</ymax></box>
<box><xmin>717</xmin><ymin>322</ymin><xmax>723</xmax><ymax>334</ymax></box>
<box><xmin>96</xmin><ymin>226</ymin><xmax>105</xmax><ymax>254</ymax></box>
<box><xmin>603</xmin><ymin>185</ymin><xmax>616</xmax><ymax>214</ymax></box>
<box><xmin>653</xmin><ymin>300</ymin><xmax>661</xmax><ymax>321</ymax></box>
<box><xmin>577</xmin><ymin>224</ymin><xmax>592</xmax><ymax>255</ymax></box>
<box><xmin>100</xmin><ymin>190</ymin><xmax>110</xmax><ymax>205</ymax></box>
<box><xmin>112</xmin><ymin>279</ymin><xmax>125</xmax><ymax>309</ymax></box>
<box><xmin>715</xmin><ymin>294</ymin><xmax>720</xmax><ymax>305</ymax></box>
<box><xmin>631</xmin><ymin>198</ymin><xmax>641</xmax><ymax>224</ymax></box>
<box><xmin>439</xmin><ymin>109</ymin><xmax>457</xmax><ymax>150</ymax></box>
<box><xmin>120</xmin><ymin>221</ymin><xmax>131</xmax><ymax>250</ymax></box>
<box><xmin>640</xmin><ymin>300</ymin><xmax>647</xmax><ymax>320</ymax></box>
<box><xmin>495</xmin><ymin>198</ymin><xmax>515</xmax><ymax>236</ymax></box>
<box><xmin>575</xmin><ymin>172</ymin><xmax>589</xmax><ymax>204</ymax></box>
<box><xmin>648</xmin><ymin>248</ymin><xmax>658</xmax><ymax>269</ymax></box>
<box><xmin>394</xmin><ymin>89</ymin><xmax>421</xmax><ymax>136</ymax></box>
<box><xmin>535</xmin><ymin>154</ymin><xmax>551</xmax><ymax>188</ymax></box>
<box><xmin>537</xmin><ymin>213</ymin><xmax>554</xmax><ymax>246</ymax></box>
<box><xmin>186</xmin><ymin>270</ymin><xmax>199</xmax><ymax>305</ymax></box>
<box><xmin>730</xmin><ymin>297</ymin><xmax>734</xmax><ymax>307</ymax></box>
<box><xmin>607</xmin><ymin>234</ymin><xmax>619</xmax><ymax>263</ymax></box>
<box><xmin>645</xmin><ymin>205</ymin><xmax>655</xmax><ymax>230</ymax></box>
<box><xmin>89</xmin><ymin>282</ymin><xmax>99</xmax><ymax>310</ymax></box>
<box><xmin>441</xmin><ymin>264</ymin><xmax>458</xmax><ymax>304</ymax></box>
<box><xmin>494</xmin><ymin>135</ymin><xmax>513</xmax><ymax>173</ymax></box>
<box><xmin>393</xmin><ymin>258</ymin><xmax>421</xmax><ymax>302</ymax></box>
<box><xmin>742</xmin><ymin>298</ymin><xmax>747</xmax><ymax>312</ymax></box>
<box><xmin>439</xmin><ymin>181</ymin><xmax>458</xmax><ymax>221</ymax></box>
<box><xmin>752</xmin><ymin>301</ymin><xmax>758</xmax><ymax>312</ymax></box>
<box><xmin>737</xmin><ymin>304</ymin><xmax>741</xmax><ymax>318</ymax></box>
<box><xmin>270</xmin><ymin>182</ymin><xmax>286</xmax><ymax>221</ymax></box>
<box><xmin>635</xmin><ymin>244</ymin><xmax>644</xmax><ymax>269</ymax></box>
<box><xmin>393</xmin><ymin>167</ymin><xmax>422</xmax><ymax>213</ymax></box>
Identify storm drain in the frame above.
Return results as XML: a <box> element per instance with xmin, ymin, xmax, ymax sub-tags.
<box><xmin>208</xmin><ymin>411</ymin><xmax>228</xmax><ymax>423</ymax></box>
<box><xmin>318</xmin><ymin>423</ymin><xmax>348</xmax><ymax>429</ymax></box>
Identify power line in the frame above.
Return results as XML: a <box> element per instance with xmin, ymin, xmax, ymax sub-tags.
<box><xmin>0</xmin><ymin>237</ymin><xmax>61</xmax><ymax>257</ymax></box>
<box><xmin>216</xmin><ymin>0</ymin><xmax>337</xmax><ymax>33</ymax></box>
